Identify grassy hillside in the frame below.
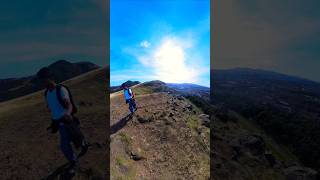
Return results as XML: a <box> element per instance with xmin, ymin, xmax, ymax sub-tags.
<box><xmin>110</xmin><ymin>82</ymin><xmax>210</xmax><ymax>179</ymax></box>
<box><xmin>0</xmin><ymin>68</ymin><xmax>108</xmax><ymax>179</ymax></box>
<box><xmin>212</xmin><ymin>68</ymin><xmax>320</xmax><ymax>174</ymax></box>
<box><xmin>211</xmin><ymin>104</ymin><xmax>318</xmax><ymax>180</ymax></box>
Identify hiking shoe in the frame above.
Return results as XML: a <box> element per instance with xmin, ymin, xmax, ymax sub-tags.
<box><xmin>68</xmin><ymin>160</ymin><xmax>79</xmax><ymax>175</ymax></box>
<box><xmin>62</xmin><ymin>169</ymin><xmax>75</xmax><ymax>179</ymax></box>
<box><xmin>70</xmin><ymin>160</ymin><xmax>79</xmax><ymax>167</ymax></box>
<box><xmin>130</xmin><ymin>111</ymin><xmax>136</xmax><ymax>116</ymax></box>
<box><xmin>67</xmin><ymin>168</ymin><xmax>76</xmax><ymax>177</ymax></box>
<box><xmin>78</xmin><ymin>140</ymin><xmax>89</xmax><ymax>158</ymax></box>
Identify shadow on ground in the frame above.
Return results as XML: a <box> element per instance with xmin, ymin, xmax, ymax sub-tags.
<box><xmin>42</xmin><ymin>162</ymin><xmax>72</xmax><ymax>180</ymax></box>
<box><xmin>110</xmin><ymin>113</ymin><xmax>133</xmax><ymax>135</ymax></box>
<box><xmin>42</xmin><ymin>161</ymin><xmax>97</xmax><ymax>180</ymax></box>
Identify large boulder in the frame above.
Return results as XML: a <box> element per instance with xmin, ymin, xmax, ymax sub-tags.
<box><xmin>199</xmin><ymin>114</ymin><xmax>210</xmax><ymax>128</ymax></box>
<box><xmin>186</xmin><ymin>104</ymin><xmax>193</xmax><ymax>111</ymax></box>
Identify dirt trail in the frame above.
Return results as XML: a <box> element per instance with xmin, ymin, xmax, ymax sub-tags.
<box><xmin>110</xmin><ymin>87</ymin><xmax>210</xmax><ymax>179</ymax></box>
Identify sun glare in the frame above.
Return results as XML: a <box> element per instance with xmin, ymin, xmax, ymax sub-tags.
<box><xmin>152</xmin><ymin>38</ymin><xmax>198</xmax><ymax>83</ymax></box>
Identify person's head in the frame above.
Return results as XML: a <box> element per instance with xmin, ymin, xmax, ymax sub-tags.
<box><xmin>36</xmin><ymin>67</ymin><xmax>55</xmax><ymax>88</ymax></box>
<box><xmin>121</xmin><ymin>83</ymin><xmax>128</xmax><ymax>89</ymax></box>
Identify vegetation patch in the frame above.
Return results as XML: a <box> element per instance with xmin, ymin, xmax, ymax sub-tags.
<box><xmin>198</xmin><ymin>155</ymin><xmax>210</xmax><ymax>179</ymax></box>
<box><xmin>134</xmin><ymin>87</ymin><xmax>154</xmax><ymax>96</ymax></box>
<box><xmin>185</xmin><ymin>95</ymin><xmax>214</xmax><ymax>115</ymax></box>
<box><xmin>187</xmin><ymin>115</ymin><xmax>199</xmax><ymax>131</ymax></box>
<box><xmin>119</xmin><ymin>132</ymin><xmax>132</xmax><ymax>146</ymax></box>
<box><xmin>114</xmin><ymin>155</ymin><xmax>136</xmax><ymax>180</ymax></box>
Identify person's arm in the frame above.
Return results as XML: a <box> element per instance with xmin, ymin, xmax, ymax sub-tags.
<box><xmin>63</xmin><ymin>99</ymin><xmax>73</xmax><ymax>116</ymax></box>
<box><xmin>129</xmin><ymin>89</ymin><xmax>134</xmax><ymax>98</ymax></box>
<box><xmin>44</xmin><ymin>95</ymin><xmax>51</xmax><ymax>112</ymax></box>
<box><xmin>46</xmin><ymin>101</ymin><xmax>51</xmax><ymax>112</ymax></box>
<box><xmin>60</xmin><ymin>87</ymin><xmax>73</xmax><ymax>118</ymax></box>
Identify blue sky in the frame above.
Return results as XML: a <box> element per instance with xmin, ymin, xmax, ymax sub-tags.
<box><xmin>110</xmin><ymin>0</ymin><xmax>210</xmax><ymax>87</ymax></box>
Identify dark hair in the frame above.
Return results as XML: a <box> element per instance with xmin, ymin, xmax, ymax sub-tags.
<box><xmin>121</xmin><ymin>83</ymin><xmax>126</xmax><ymax>88</ymax></box>
<box><xmin>36</xmin><ymin>67</ymin><xmax>53</xmax><ymax>80</ymax></box>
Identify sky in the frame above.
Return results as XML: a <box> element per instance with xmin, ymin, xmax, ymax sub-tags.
<box><xmin>0</xmin><ymin>0</ymin><xmax>107</xmax><ymax>78</ymax></box>
<box><xmin>3</xmin><ymin>1</ymin><xmax>317</xmax><ymax>85</ymax></box>
<box><xmin>214</xmin><ymin>0</ymin><xmax>320</xmax><ymax>82</ymax></box>
<box><xmin>110</xmin><ymin>0</ymin><xmax>210</xmax><ymax>87</ymax></box>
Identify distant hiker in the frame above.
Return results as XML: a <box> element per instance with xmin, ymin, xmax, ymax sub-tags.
<box><xmin>37</xmin><ymin>67</ymin><xmax>88</xmax><ymax>175</ymax></box>
<box><xmin>122</xmin><ymin>83</ymin><xmax>137</xmax><ymax>114</ymax></box>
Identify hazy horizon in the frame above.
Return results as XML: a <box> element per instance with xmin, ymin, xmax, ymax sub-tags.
<box><xmin>111</xmin><ymin>80</ymin><xmax>211</xmax><ymax>88</ymax></box>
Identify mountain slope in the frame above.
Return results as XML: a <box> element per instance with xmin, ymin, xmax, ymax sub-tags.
<box><xmin>211</xmin><ymin>68</ymin><xmax>320</xmax><ymax>179</ymax></box>
<box><xmin>0</xmin><ymin>60</ymin><xmax>99</xmax><ymax>102</ymax></box>
<box><xmin>110</xmin><ymin>80</ymin><xmax>140</xmax><ymax>93</ymax></box>
<box><xmin>0</xmin><ymin>68</ymin><xmax>108</xmax><ymax>179</ymax></box>
<box><xmin>167</xmin><ymin>83</ymin><xmax>210</xmax><ymax>101</ymax></box>
<box><xmin>110</xmin><ymin>81</ymin><xmax>210</xmax><ymax>179</ymax></box>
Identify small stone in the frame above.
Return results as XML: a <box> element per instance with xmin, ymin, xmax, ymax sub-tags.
<box><xmin>130</xmin><ymin>152</ymin><xmax>144</xmax><ymax>161</ymax></box>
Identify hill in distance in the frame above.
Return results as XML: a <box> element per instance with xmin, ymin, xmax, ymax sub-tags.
<box><xmin>0</xmin><ymin>67</ymin><xmax>108</xmax><ymax>179</ymax></box>
<box><xmin>110</xmin><ymin>80</ymin><xmax>210</xmax><ymax>179</ymax></box>
<box><xmin>0</xmin><ymin>60</ymin><xmax>99</xmax><ymax>103</ymax></box>
<box><xmin>110</xmin><ymin>80</ymin><xmax>141</xmax><ymax>93</ymax></box>
<box><xmin>211</xmin><ymin>68</ymin><xmax>320</xmax><ymax>180</ymax></box>
<box><xmin>167</xmin><ymin>83</ymin><xmax>210</xmax><ymax>101</ymax></box>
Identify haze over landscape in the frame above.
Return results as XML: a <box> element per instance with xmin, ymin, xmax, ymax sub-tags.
<box><xmin>214</xmin><ymin>0</ymin><xmax>320</xmax><ymax>83</ymax></box>
<box><xmin>0</xmin><ymin>0</ymin><xmax>106</xmax><ymax>78</ymax></box>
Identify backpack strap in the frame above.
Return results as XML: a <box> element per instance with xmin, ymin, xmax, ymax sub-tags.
<box><xmin>56</xmin><ymin>84</ymin><xmax>78</xmax><ymax>115</ymax></box>
<box><xmin>56</xmin><ymin>85</ymin><xmax>68</xmax><ymax>109</ymax></box>
<box><xmin>128</xmin><ymin>88</ymin><xmax>133</xmax><ymax>96</ymax></box>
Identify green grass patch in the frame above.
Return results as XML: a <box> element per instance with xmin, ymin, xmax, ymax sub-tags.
<box><xmin>133</xmin><ymin>87</ymin><xmax>153</xmax><ymax>96</ymax></box>
<box><xmin>265</xmin><ymin>141</ymin><xmax>298</xmax><ymax>163</ymax></box>
<box><xmin>114</xmin><ymin>155</ymin><xmax>136</xmax><ymax>180</ymax></box>
<box><xmin>183</xmin><ymin>98</ymin><xmax>203</xmax><ymax>114</ymax></box>
<box><xmin>235</xmin><ymin>111</ymin><xmax>298</xmax><ymax>163</ymax></box>
<box><xmin>196</xmin><ymin>136</ymin><xmax>209</xmax><ymax>153</ymax></box>
<box><xmin>115</xmin><ymin>155</ymin><xmax>129</xmax><ymax>167</ymax></box>
<box><xmin>198</xmin><ymin>154</ymin><xmax>210</xmax><ymax>179</ymax></box>
<box><xmin>187</xmin><ymin>115</ymin><xmax>199</xmax><ymax>130</ymax></box>
<box><xmin>185</xmin><ymin>95</ymin><xmax>213</xmax><ymax>115</ymax></box>
<box><xmin>119</xmin><ymin>132</ymin><xmax>132</xmax><ymax>146</ymax></box>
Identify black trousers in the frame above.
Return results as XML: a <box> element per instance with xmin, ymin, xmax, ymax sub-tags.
<box><xmin>52</xmin><ymin>116</ymin><xmax>85</xmax><ymax>149</ymax></box>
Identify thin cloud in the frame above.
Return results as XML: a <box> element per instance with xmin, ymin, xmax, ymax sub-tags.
<box><xmin>110</xmin><ymin>69</ymin><xmax>156</xmax><ymax>82</ymax></box>
<box><xmin>140</xmin><ymin>40</ymin><xmax>151</xmax><ymax>48</ymax></box>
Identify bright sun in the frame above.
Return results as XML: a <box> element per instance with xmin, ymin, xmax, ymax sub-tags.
<box><xmin>152</xmin><ymin>38</ymin><xmax>198</xmax><ymax>83</ymax></box>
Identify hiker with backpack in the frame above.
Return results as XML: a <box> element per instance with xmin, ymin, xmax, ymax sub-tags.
<box><xmin>122</xmin><ymin>83</ymin><xmax>137</xmax><ymax>114</ymax></box>
<box><xmin>37</xmin><ymin>67</ymin><xmax>88</xmax><ymax>176</ymax></box>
